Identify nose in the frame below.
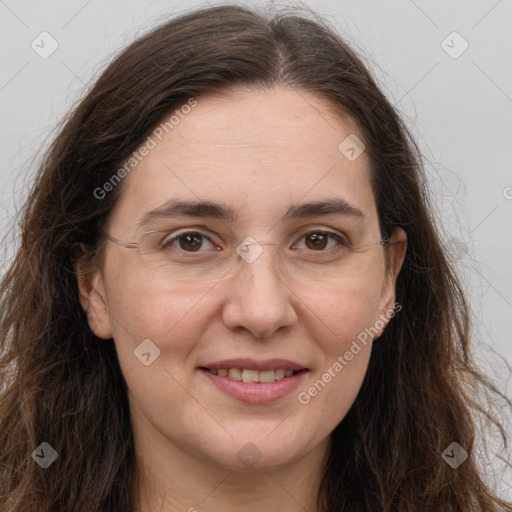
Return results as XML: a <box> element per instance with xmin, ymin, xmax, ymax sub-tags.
<box><xmin>221</xmin><ymin>246</ymin><xmax>297</xmax><ymax>338</ymax></box>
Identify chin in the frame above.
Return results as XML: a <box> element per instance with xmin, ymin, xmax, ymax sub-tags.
<box><xmin>198</xmin><ymin>430</ymin><xmax>312</xmax><ymax>472</ymax></box>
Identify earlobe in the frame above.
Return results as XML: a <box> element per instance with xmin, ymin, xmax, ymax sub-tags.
<box><xmin>73</xmin><ymin>243</ymin><xmax>113</xmax><ymax>340</ymax></box>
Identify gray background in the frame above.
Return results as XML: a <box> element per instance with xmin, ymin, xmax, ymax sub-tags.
<box><xmin>1</xmin><ymin>0</ymin><xmax>511</xmax><ymax>498</ymax></box>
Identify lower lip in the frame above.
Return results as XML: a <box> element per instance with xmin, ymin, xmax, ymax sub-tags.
<box><xmin>199</xmin><ymin>368</ymin><xmax>308</xmax><ymax>404</ymax></box>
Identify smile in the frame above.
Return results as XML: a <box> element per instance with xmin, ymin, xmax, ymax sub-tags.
<box><xmin>202</xmin><ymin>367</ymin><xmax>297</xmax><ymax>382</ymax></box>
<box><xmin>199</xmin><ymin>368</ymin><xmax>308</xmax><ymax>404</ymax></box>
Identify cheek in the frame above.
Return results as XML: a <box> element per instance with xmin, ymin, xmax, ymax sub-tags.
<box><xmin>295</xmin><ymin>277</ymin><xmax>382</xmax><ymax>416</ymax></box>
<box><xmin>104</xmin><ymin>273</ymin><xmax>215</xmax><ymax>432</ymax></box>
<box><xmin>105</xmin><ymin>246</ymin><xmax>199</xmax><ymax>323</ymax></box>
<box><xmin>303</xmin><ymin>274</ymin><xmax>383</xmax><ymax>344</ymax></box>
<box><xmin>102</xmin><ymin>257</ymin><xmax>213</xmax><ymax>374</ymax></box>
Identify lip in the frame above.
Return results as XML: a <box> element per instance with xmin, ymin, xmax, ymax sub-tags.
<box><xmin>199</xmin><ymin>367</ymin><xmax>309</xmax><ymax>404</ymax></box>
<box><xmin>199</xmin><ymin>358</ymin><xmax>306</xmax><ymax>372</ymax></box>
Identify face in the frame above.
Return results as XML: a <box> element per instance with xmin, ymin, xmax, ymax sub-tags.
<box><xmin>78</xmin><ymin>86</ymin><xmax>406</xmax><ymax>473</ymax></box>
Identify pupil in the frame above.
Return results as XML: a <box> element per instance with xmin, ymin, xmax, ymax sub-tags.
<box><xmin>180</xmin><ymin>233</ymin><xmax>202</xmax><ymax>251</ymax></box>
<box><xmin>306</xmin><ymin>233</ymin><xmax>327</xmax><ymax>250</ymax></box>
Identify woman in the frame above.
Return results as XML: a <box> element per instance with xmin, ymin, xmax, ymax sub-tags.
<box><xmin>1</xmin><ymin>4</ymin><xmax>511</xmax><ymax>511</ymax></box>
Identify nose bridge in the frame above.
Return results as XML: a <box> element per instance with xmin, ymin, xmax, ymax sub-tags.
<box><xmin>222</xmin><ymin>237</ymin><xmax>297</xmax><ymax>338</ymax></box>
<box><xmin>233</xmin><ymin>237</ymin><xmax>282</xmax><ymax>275</ymax></box>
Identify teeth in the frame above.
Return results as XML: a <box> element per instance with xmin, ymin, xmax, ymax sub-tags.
<box><xmin>241</xmin><ymin>369</ymin><xmax>259</xmax><ymax>383</ymax></box>
<box><xmin>207</xmin><ymin>368</ymin><xmax>298</xmax><ymax>382</ymax></box>
<box><xmin>275</xmin><ymin>369</ymin><xmax>285</xmax><ymax>379</ymax></box>
<box><xmin>228</xmin><ymin>368</ymin><xmax>241</xmax><ymax>381</ymax></box>
<box><xmin>258</xmin><ymin>370</ymin><xmax>276</xmax><ymax>383</ymax></box>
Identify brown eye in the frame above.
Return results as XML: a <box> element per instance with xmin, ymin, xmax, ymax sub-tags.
<box><xmin>161</xmin><ymin>231</ymin><xmax>215</xmax><ymax>252</ymax></box>
<box><xmin>297</xmin><ymin>231</ymin><xmax>346</xmax><ymax>252</ymax></box>
<box><xmin>178</xmin><ymin>233</ymin><xmax>203</xmax><ymax>251</ymax></box>
<box><xmin>305</xmin><ymin>232</ymin><xmax>328</xmax><ymax>250</ymax></box>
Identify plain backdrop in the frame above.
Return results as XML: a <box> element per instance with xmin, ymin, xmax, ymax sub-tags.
<box><xmin>1</xmin><ymin>0</ymin><xmax>511</xmax><ymax>499</ymax></box>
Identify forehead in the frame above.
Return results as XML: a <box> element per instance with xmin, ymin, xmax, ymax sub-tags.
<box><xmin>108</xmin><ymin>86</ymin><xmax>379</xmax><ymax>233</ymax></box>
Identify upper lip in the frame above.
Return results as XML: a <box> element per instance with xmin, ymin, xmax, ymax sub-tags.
<box><xmin>199</xmin><ymin>358</ymin><xmax>307</xmax><ymax>372</ymax></box>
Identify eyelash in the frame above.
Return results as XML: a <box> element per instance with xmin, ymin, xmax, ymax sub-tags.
<box><xmin>160</xmin><ymin>229</ymin><xmax>349</xmax><ymax>254</ymax></box>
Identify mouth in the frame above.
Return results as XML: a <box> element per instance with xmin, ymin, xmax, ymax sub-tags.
<box><xmin>198</xmin><ymin>363</ymin><xmax>309</xmax><ymax>404</ymax></box>
<box><xmin>199</xmin><ymin>367</ymin><xmax>305</xmax><ymax>383</ymax></box>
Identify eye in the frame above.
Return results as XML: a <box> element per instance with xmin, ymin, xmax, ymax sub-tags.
<box><xmin>161</xmin><ymin>231</ymin><xmax>217</xmax><ymax>252</ymax></box>
<box><xmin>157</xmin><ymin>229</ymin><xmax>349</xmax><ymax>254</ymax></box>
<box><xmin>294</xmin><ymin>230</ymin><xmax>348</xmax><ymax>252</ymax></box>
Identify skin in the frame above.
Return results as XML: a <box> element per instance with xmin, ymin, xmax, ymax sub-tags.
<box><xmin>77</xmin><ymin>85</ymin><xmax>407</xmax><ymax>512</ymax></box>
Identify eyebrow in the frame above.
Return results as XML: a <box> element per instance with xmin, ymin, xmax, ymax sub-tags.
<box><xmin>137</xmin><ymin>197</ymin><xmax>365</xmax><ymax>228</ymax></box>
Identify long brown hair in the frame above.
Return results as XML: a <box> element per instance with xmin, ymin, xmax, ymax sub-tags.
<box><xmin>1</xmin><ymin>4</ymin><xmax>511</xmax><ymax>511</ymax></box>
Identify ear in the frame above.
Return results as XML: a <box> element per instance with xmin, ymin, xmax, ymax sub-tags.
<box><xmin>73</xmin><ymin>243</ymin><xmax>113</xmax><ymax>340</ymax></box>
<box><xmin>375</xmin><ymin>227</ymin><xmax>407</xmax><ymax>337</ymax></box>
